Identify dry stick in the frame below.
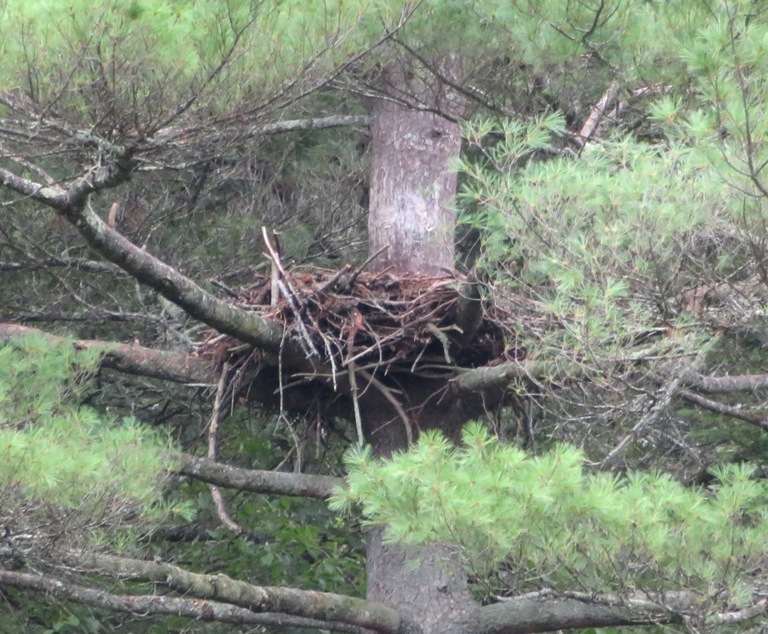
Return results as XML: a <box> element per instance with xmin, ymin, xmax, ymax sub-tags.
<box><xmin>211</xmin><ymin>279</ymin><xmax>240</xmax><ymax>298</ymax></box>
<box><xmin>348</xmin><ymin>361</ymin><xmax>365</xmax><ymax>447</ymax></box>
<box><xmin>318</xmin><ymin>263</ymin><xmax>352</xmax><ymax>293</ymax></box>
<box><xmin>276</xmin><ymin>328</ymin><xmax>303</xmax><ymax>474</ymax></box>
<box><xmin>305</xmin><ymin>308</ymin><xmax>339</xmax><ymax>390</ymax></box>
<box><xmin>261</xmin><ymin>226</ymin><xmax>319</xmax><ymax>357</ymax></box>
<box><xmin>270</xmin><ymin>255</ymin><xmax>280</xmax><ymax>307</ymax></box>
<box><xmin>107</xmin><ymin>202</ymin><xmax>119</xmax><ymax>228</ymax></box>
<box><xmin>343</xmin><ymin>330</ymin><xmax>404</xmax><ymax>367</ymax></box>
<box><xmin>597</xmin><ymin>374</ymin><xmax>684</xmax><ymax>470</ymax></box>
<box><xmin>206</xmin><ymin>362</ymin><xmax>243</xmax><ymax>535</ymax></box>
<box><xmin>410</xmin><ymin>342</ymin><xmax>429</xmax><ymax>373</ymax></box>
<box><xmin>357</xmin><ymin>330</ymin><xmax>385</xmax><ymax>399</ymax></box>
<box><xmin>425</xmin><ymin>322</ymin><xmax>453</xmax><ymax>364</ymax></box>
<box><xmin>576</xmin><ymin>80</ymin><xmax>620</xmax><ymax>147</ymax></box>
<box><xmin>347</xmin><ymin>245</ymin><xmax>389</xmax><ymax>288</ymax></box>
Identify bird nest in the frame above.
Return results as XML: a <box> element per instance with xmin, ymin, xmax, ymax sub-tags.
<box><xmin>198</xmin><ymin>264</ymin><xmax>527</xmax><ymax>377</ymax></box>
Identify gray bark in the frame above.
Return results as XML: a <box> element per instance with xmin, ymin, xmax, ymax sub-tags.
<box><xmin>368</xmin><ymin>61</ymin><xmax>464</xmax><ymax>275</ymax></box>
<box><xmin>177</xmin><ymin>454</ymin><xmax>343</xmax><ymax>499</ymax></box>
<box><xmin>366</xmin><ymin>529</ymin><xmax>475</xmax><ymax>634</ymax></box>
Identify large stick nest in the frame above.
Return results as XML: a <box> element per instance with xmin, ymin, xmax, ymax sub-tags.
<box><xmin>198</xmin><ymin>265</ymin><xmax>535</xmax><ymax>377</ymax></box>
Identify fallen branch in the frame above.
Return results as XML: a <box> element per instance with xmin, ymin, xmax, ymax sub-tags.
<box><xmin>576</xmin><ymin>80</ymin><xmax>621</xmax><ymax>146</ymax></box>
<box><xmin>598</xmin><ymin>375</ymin><xmax>685</xmax><ymax>469</ymax></box>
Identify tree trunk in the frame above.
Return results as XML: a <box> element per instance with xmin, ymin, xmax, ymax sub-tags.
<box><xmin>366</xmin><ymin>528</ymin><xmax>475</xmax><ymax>634</ymax></box>
<box><xmin>368</xmin><ymin>61</ymin><xmax>463</xmax><ymax>275</ymax></box>
<box><xmin>364</xmin><ymin>59</ymin><xmax>477</xmax><ymax>634</ymax></box>
<box><xmin>362</xmin><ymin>401</ymin><xmax>480</xmax><ymax>634</ymax></box>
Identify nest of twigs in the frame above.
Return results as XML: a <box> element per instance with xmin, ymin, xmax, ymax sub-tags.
<box><xmin>198</xmin><ymin>262</ymin><xmax>525</xmax><ymax>377</ymax></box>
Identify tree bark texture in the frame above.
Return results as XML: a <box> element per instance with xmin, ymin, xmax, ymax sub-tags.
<box><xmin>368</xmin><ymin>61</ymin><xmax>464</xmax><ymax>275</ymax></box>
<box><xmin>366</xmin><ymin>528</ymin><xmax>474</xmax><ymax>634</ymax></box>
<box><xmin>361</xmin><ymin>385</ymin><xmax>483</xmax><ymax>634</ymax></box>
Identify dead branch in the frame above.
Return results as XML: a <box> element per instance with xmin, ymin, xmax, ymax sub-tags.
<box><xmin>597</xmin><ymin>375</ymin><xmax>685</xmax><ymax>469</ymax></box>
<box><xmin>65</xmin><ymin>551</ymin><xmax>406</xmax><ymax>634</ymax></box>
<box><xmin>176</xmin><ymin>454</ymin><xmax>344</xmax><ymax>499</ymax></box>
<box><xmin>262</xmin><ymin>226</ymin><xmax>319</xmax><ymax>357</ymax></box>
<box><xmin>0</xmin><ymin>569</ymin><xmax>372</xmax><ymax>634</ymax></box>
<box><xmin>357</xmin><ymin>367</ymin><xmax>413</xmax><ymax>445</ymax></box>
<box><xmin>680</xmin><ymin>389</ymin><xmax>768</xmax><ymax>431</ymax></box>
<box><xmin>576</xmin><ymin>80</ymin><xmax>620</xmax><ymax>146</ymax></box>
<box><xmin>206</xmin><ymin>363</ymin><xmax>243</xmax><ymax>535</ymax></box>
<box><xmin>0</xmin><ymin>323</ymin><xmax>215</xmax><ymax>384</ymax></box>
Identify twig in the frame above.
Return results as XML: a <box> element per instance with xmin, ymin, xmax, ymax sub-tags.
<box><xmin>262</xmin><ymin>226</ymin><xmax>319</xmax><ymax>357</ymax></box>
<box><xmin>276</xmin><ymin>328</ymin><xmax>303</xmax><ymax>473</ymax></box>
<box><xmin>348</xmin><ymin>361</ymin><xmax>364</xmax><ymax>447</ymax></box>
<box><xmin>107</xmin><ymin>202</ymin><xmax>119</xmax><ymax>228</ymax></box>
<box><xmin>347</xmin><ymin>245</ymin><xmax>389</xmax><ymax>288</ymax></box>
<box><xmin>207</xmin><ymin>363</ymin><xmax>230</xmax><ymax>460</ymax></box>
<box><xmin>206</xmin><ymin>362</ymin><xmax>243</xmax><ymax>535</ymax></box>
<box><xmin>576</xmin><ymin>80</ymin><xmax>620</xmax><ymax>147</ymax></box>
<box><xmin>318</xmin><ymin>264</ymin><xmax>352</xmax><ymax>293</ymax></box>
<box><xmin>210</xmin><ymin>279</ymin><xmax>240</xmax><ymax>298</ymax></box>
<box><xmin>266</xmin><ymin>231</ymin><xmax>281</xmax><ymax>307</ymax></box>
<box><xmin>425</xmin><ymin>322</ymin><xmax>453</xmax><ymax>364</ymax></box>
<box><xmin>410</xmin><ymin>343</ymin><xmax>429</xmax><ymax>373</ymax></box>
<box><xmin>306</xmin><ymin>307</ymin><xmax>339</xmax><ymax>390</ymax></box>
<box><xmin>596</xmin><ymin>375</ymin><xmax>684</xmax><ymax>469</ymax></box>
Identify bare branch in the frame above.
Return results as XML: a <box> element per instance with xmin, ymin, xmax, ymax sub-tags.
<box><xmin>250</xmin><ymin>114</ymin><xmax>372</xmax><ymax>136</ymax></box>
<box><xmin>177</xmin><ymin>454</ymin><xmax>343</xmax><ymax>499</ymax></box>
<box><xmin>55</xmin><ymin>201</ymin><xmax>291</xmax><ymax>356</ymax></box>
<box><xmin>576</xmin><ymin>80</ymin><xmax>620</xmax><ymax>146</ymax></box>
<box><xmin>0</xmin><ymin>167</ymin><xmax>68</xmax><ymax>208</ymax></box>
<box><xmin>153</xmin><ymin>114</ymin><xmax>372</xmax><ymax>147</ymax></box>
<box><xmin>473</xmin><ymin>595</ymin><xmax>671</xmax><ymax>634</ymax></box>
<box><xmin>598</xmin><ymin>375</ymin><xmax>684</xmax><ymax>469</ymax></box>
<box><xmin>206</xmin><ymin>363</ymin><xmax>244</xmax><ymax>535</ymax></box>
<box><xmin>451</xmin><ymin>359</ymin><xmax>583</xmax><ymax>394</ymax></box>
<box><xmin>0</xmin><ymin>569</ymin><xmax>371</xmax><ymax>634</ymax></box>
<box><xmin>473</xmin><ymin>590</ymin><xmax>766</xmax><ymax>633</ymax></box>
<box><xmin>0</xmin><ymin>256</ymin><xmax>124</xmax><ymax>274</ymax></box>
<box><xmin>680</xmin><ymin>370</ymin><xmax>768</xmax><ymax>394</ymax></box>
<box><xmin>680</xmin><ymin>389</ymin><xmax>768</xmax><ymax>431</ymax></box>
<box><xmin>0</xmin><ymin>323</ymin><xmax>215</xmax><ymax>384</ymax></box>
<box><xmin>65</xmin><ymin>551</ymin><xmax>406</xmax><ymax>634</ymax></box>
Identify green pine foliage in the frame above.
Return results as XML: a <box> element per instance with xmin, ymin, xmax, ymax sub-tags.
<box><xmin>331</xmin><ymin>423</ymin><xmax>768</xmax><ymax>608</ymax></box>
<box><xmin>0</xmin><ymin>336</ymin><xmax>182</xmax><ymax>545</ymax></box>
<box><xmin>457</xmin><ymin>108</ymin><xmax>755</xmax><ymax>376</ymax></box>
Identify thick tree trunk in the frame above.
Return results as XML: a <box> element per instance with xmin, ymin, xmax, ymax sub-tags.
<box><xmin>368</xmin><ymin>62</ymin><xmax>463</xmax><ymax>275</ymax></box>
<box><xmin>366</xmin><ymin>529</ymin><xmax>475</xmax><ymax>634</ymax></box>
<box><xmin>364</xmin><ymin>59</ymin><xmax>476</xmax><ymax>633</ymax></box>
<box><xmin>362</xmin><ymin>403</ymin><xmax>480</xmax><ymax>634</ymax></box>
